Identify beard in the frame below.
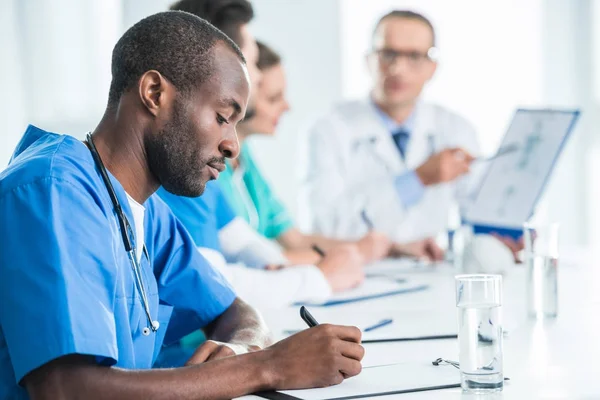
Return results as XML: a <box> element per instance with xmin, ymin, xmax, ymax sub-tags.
<box><xmin>145</xmin><ymin>97</ymin><xmax>220</xmax><ymax>197</ymax></box>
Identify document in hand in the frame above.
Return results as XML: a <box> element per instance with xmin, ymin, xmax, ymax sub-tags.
<box><xmin>256</xmin><ymin>362</ymin><xmax>460</xmax><ymax>400</ymax></box>
<box><xmin>465</xmin><ymin>108</ymin><xmax>580</xmax><ymax>232</ymax></box>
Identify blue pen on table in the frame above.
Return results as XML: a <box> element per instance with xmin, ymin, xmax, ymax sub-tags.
<box><xmin>363</xmin><ymin>318</ymin><xmax>393</xmax><ymax>332</ymax></box>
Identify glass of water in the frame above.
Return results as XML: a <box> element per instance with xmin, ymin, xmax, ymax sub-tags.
<box><xmin>524</xmin><ymin>223</ymin><xmax>559</xmax><ymax>319</ymax></box>
<box><xmin>455</xmin><ymin>274</ymin><xmax>503</xmax><ymax>392</ymax></box>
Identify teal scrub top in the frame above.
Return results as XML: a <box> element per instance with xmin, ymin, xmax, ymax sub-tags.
<box><xmin>218</xmin><ymin>142</ymin><xmax>294</xmax><ymax>240</ymax></box>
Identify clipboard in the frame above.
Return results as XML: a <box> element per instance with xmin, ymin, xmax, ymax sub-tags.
<box><xmin>255</xmin><ymin>363</ymin><xmax>461</xmax><ymax>400</ymax></box>
<box><xmin>464</xmin><ymin>108</ymin><xmax>580</xmax><ymax>238</ymax></box>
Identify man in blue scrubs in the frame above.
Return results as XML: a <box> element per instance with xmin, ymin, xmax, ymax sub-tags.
<box><xmin>0</xmin><ymin>12</ymin><xmax>363</xmax><ymax>399</ymax></box>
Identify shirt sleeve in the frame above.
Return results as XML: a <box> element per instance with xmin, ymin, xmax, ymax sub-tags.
<box><xmin>394</xmin><ymin>170</ymin><xmax>426</xmax><ymax>208</ymax></box>
<box><xmin>197</xmin><ymin>248</ymin><xmax>332</xmax><ymax>310</ymax></box>
<box><xmin>149</xmin><ymin>196</ymin><xmax>236</xmax><ymax>341</ymax></box>
<box><xmin>0</xmin><ymin>178</ymin><xmax>119</xmax><ymax>384</ymax></box>
<box><xmin>218</xmin><ymin>217</ymin><xmax>288</xmax><ymax>268</ymax></box>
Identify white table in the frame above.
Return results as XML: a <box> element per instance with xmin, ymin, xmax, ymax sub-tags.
<box><xmin>239</xmin><ymin>251</ymin><xmax>600</xmax><ymax>399</ymax></box>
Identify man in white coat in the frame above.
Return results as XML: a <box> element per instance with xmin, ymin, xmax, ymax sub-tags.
<box><xmin>298</xmin><ymin>10</ymin><xmax>479</xmax><ymax>246</ymax></box>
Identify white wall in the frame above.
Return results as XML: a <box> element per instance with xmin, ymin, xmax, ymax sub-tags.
<box><xmin>0</xmin><ymin>0</ymin><xmax>27</xmax><ymax>168</ymax></box>
<box><xmin>248</xmin><ymin>0</ymin><xmax>343</xmax><ymax>219</ymax></box>
<box><xmin>0</xmin><ymin>0</ymin><xmax>121</xmax><ymax>170</ymax></box>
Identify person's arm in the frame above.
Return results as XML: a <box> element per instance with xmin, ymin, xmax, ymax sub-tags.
<box><xmin>185</xmin><ymin>298</ymin><xmax>271</xmax><ymax>364</ymax></box>
<box><xmin>25</xmin><ymin>353</ymin><xmax>270</xmax><ymax>400</ymax></box>
<box><xmin>278</xmin><ymin>228</ymin><xmax>392</xmax><ymax>264</ymax></box>
<box><xmin>197</xmin><ymin>247</ymin><xmax>332</xmax><ymax>309</ymax></box>
<box><xmin>26</xmin><ymin>325</ymin><xmax>365</xmax><ymax>400</ymax></box>
<box><xmin>219</xmin><ymin>217</ymin><xmax>289</xmax><ymax>268</ymax></box>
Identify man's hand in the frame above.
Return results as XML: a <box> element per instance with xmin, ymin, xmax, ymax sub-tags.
<box><xmin>492</xmin><ymin>234</ymin><xmax>525</xmax><ymax>263</ymax></box>
<box><xmin>262</xmin><ymin>324</ymin><xmax>364</xmax><ymax>390</ymax></box>
<box><xmin>185</xmin><ymin>340</ymin><xmax>253</xmax><ymax>365</ymax></box>
<box><xmin>415</xmin><ymin>148</ymin><xmax>474</xmax><ymax>186</ymax></box>
<box><xmin>317</xmin><ymin>245</ymin><xmax>365</xmax><ymax>292</ymax></box>
<box><xmin>355</xmin><ymin>231</ymin><xmax>393</xmax><ymax>263</ymax></box>
<box><xmin>390</xmin><ymin>238</ymin><xmax>445</xmax><ymax>262</ymax></box>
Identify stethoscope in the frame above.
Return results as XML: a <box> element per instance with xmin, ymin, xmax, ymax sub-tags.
<box><xmin>85</xmin><ymin>133</ymin><xmax>160</xmax><ymax>336</ymax></box>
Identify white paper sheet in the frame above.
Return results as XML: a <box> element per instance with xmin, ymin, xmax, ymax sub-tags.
<box><xmin>275</xmin><ymin>362</ymin><xmax>460</xmax><ymax>400</ymax></box>
<box><xmin>465</xmin><ymin>109</ymin><xmax>579</xmax><ymax>228</ymax></box>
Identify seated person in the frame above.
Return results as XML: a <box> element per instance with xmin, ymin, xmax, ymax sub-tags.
<box><xmin>218</xmin><ymin>39</ymin><xmax>444</xmax><ymax>262</ymax></box>
<box><xmin>159</xmin><ymin>181</ymin><xmax>366</xmax><ymax>309</ymax></box>
<box><xmin>0</xmin><ymin>12</ymin><xmax>363</xmax><ymax>399</ymax></box>
<box><xmin>170</xmin><ymin>0</ymin><xmax>398</xmax><ymax>264</ymax></box>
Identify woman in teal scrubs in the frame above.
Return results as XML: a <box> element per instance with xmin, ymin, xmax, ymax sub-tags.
<box><xmin>218</xmin><ymin>41</ymin><xmax>393</xmax><ymax>265</ymax></box>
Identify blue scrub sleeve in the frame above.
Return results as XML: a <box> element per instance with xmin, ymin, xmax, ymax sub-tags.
<box><xmin>150</xmin><ymin>197</ymin><xmax>236</xmax><ymax>342</ymax></box>
<box><xmin>394</xmin><ymin>170</ymin><xmax>426</xmax><ymax>208</ymax></box>
<box><xmin>0</xmin><ymin>178</ymin><xmax>119</xmax><ymax>384</ymax></box>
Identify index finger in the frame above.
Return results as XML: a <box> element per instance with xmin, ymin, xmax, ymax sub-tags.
<box><xmin>450</xmin><ymin>148</ymin><xmax>475</xmax><ymax>163</ymax></box>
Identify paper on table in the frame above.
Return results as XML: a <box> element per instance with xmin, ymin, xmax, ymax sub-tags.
<box><xmin>258</xmin><ymin>362</ymin><xmax>460</xmax><ymax>400</ymax></box>
<box><xmin>365</xmin><ymin>259</ymin><xmax>447</xmax><ymax>278</ymax></box>
<box><xmin>297</xmin><ymin>278</ymin><xmax>428</xmax><ymax>307</ymax></box>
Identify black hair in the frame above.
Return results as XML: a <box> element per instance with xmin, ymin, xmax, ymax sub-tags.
<box><xmin>256</xmin><ymin>40</ymin><xmax>281</xmax><ymax>71</ymax></box>
<box><xmin>107</xmin><ymin>10</ymin><xmax>245</xmax><ymax>108</ymax></box>
<box><xmin>374</xmin><ymin>10</ymin><xmax>436</xmax><ymax>47</ymax></box>
<box><xmin>169</xmin><ymin>0</ymin><xmax>254</xmax><ymax>47</ymax></box>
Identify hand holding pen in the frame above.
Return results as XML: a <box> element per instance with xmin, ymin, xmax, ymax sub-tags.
<box><xmin>260</xmin><ymin>307</ymin><xmax>364</xmax><ymax>388</ymax></box>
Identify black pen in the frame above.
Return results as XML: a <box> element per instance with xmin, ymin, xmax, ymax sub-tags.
<box><xmin>300</xmin><ymin>306</ymin><xmax>319</xmax><ymax>327</ymax></box>
<box><xmin>311</xmin><ymin>244</ymin><xmax>326</xmax><ymax>258</ymax></box>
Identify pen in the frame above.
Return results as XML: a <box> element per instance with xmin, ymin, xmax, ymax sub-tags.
<box><xmin>311</xmin><ymin>244</ymin><xmax>326</xmax><ymax>258</ymax></box>
<box><xmin>475</xmin><ymin>143</ymin><xmax>519</xmax><ymax>163</ymax></box>
<box><xmin>300</xmin><ymin>306</ymin><xmax>319</xmax><ymax>327</ymax></box>
<box><xmin>360</xmin><ymin>209</ymin><xmax>374</xmax><ymax>231</ymax></box>
<box><xmin>363</xmin><ymin>318</ymin><xmax>393</xmax><ymax>332</ymax></box>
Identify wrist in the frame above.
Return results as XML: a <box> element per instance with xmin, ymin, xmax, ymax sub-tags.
<box><xmin>250</xmin><ymin>348</ymin><xmax>281</xmax><ymax>390</ymax></box>
<box><xmin>414</xmin><ymin>167</ymin><xmax>433</xmax><ymax>186</ymax></box>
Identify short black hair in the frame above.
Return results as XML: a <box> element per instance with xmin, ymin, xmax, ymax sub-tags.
<box><xmin>108</xmin><ymin>11</ymin><xmax>245</xmax><ymax>107</ymax></box>
<box><xmin>256</xmin><ymin>40</ymin><xmax>281</xmax><ymax>71</ymax></box>
<box><xmin>374</xmin><ymin>10</ymin><xmax>436</xmax><ymax>47</ymax></box>
<box><xmin>169</xmin><ymin>0</ymin><xmax>254</xmax><ymax>47</ymax></box>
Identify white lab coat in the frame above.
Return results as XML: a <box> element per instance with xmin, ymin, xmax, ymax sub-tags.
<box><xmin>297</xmin><ymin>99</ymin><xmax>480</xmax><ymax>243</ymax></box>
<box><xmin>199</xmin><ymin>218</ymin><xmax>332</xmax><ymax>311</ymax></box>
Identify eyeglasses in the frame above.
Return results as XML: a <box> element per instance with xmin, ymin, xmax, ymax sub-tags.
<box><xmin>372</xmin><ymin>47</ymin><xmax>438</xmax><ymax>68</ymax></box>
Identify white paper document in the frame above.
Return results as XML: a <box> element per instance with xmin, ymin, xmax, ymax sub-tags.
<box><xmin>465</xmin><ymin>109</ymin><xmax>579</xmax><ymax>228</ymax></box>
<box><xmin>263</xmin><ymin>362</ymin><xmax>460</xmax><ymax>400</ymax></box>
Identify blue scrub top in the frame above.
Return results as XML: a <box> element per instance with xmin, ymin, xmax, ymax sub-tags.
<box><xmin>157</xmin><ymin>181</ymin><xmax>236</xmax><ymax>252</ymax></box>
<box><xmin>0</xmin><ymin>126</ymin><xmax>236</xmax><ymax>399</ymax></box>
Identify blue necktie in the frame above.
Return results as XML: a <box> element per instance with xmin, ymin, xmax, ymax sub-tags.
<box><xmin>392</xmin><ymin>128</ymin><xmax>410</xmax><ymax>161</ymax></box>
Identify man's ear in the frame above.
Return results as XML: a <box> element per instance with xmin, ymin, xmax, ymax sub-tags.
<box><xmin>138</xmin><ymin>70</ymin><xmax>174</xmax><ymax>117</ymax></box>
<box><xmin>425</xmin><ymin>61</ymin><xmax>438</xmax><ymax>81</ymax></box>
